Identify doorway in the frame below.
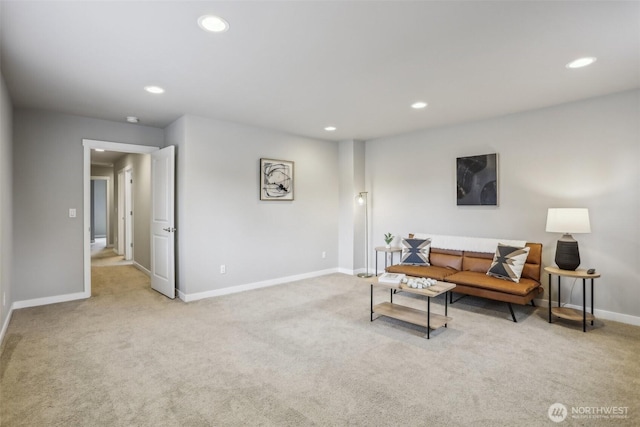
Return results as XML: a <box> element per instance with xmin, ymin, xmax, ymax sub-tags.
<box><xmin>90</xmin><ymin>177</ymin><xmax>109</xmax><ymax>244</ymax></box>
<box><xmin>83</xmin><ymin>140</ymin><xmax>158</xmax><ymax>297</ymax></box>
<box><xmin>90</xmin><ymin>174</ymin><xmax>131</xmax><ymax>267</ymax></box>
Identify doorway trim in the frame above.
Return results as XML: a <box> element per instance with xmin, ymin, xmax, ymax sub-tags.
<box><xmin>117</xmin><ymin>169</ymin><xmax>125</xmax><ymax>255</ymax></box>
<box><xmin>123</xmin><ymin>167</ymin><xmax>133</xmax><ymax>260</ymax></box>
<box><xmin>83</xmin><ymin>139</ymin><xmax>159</xmax><ymax>297</ymax></box>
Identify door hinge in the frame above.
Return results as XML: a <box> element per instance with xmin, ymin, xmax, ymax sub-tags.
<box><xmin>130</xmin><ymin>211</ymin><xmax>133</xmax><ymax>216</ymax></box>
<box><xmin>130</xmin><ymin>179</ymin><xmax>133</xmax><ymax>184</ymax></box>
<box><xmin>130</xmin><ymin>242</ymin><xmax>133</xmax><ymax>248</ymax></box>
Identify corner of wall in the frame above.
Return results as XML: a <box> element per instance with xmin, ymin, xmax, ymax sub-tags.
<box><xmin>0</xmin><ymin>70</ymin><xmax>14</xmax><ymax>331</ymax></box>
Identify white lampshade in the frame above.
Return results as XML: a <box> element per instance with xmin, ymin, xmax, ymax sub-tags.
<box><xmin>546</xmin><ymin>208</ymin><xmax>591</xmax><ymax>234</ymax></box>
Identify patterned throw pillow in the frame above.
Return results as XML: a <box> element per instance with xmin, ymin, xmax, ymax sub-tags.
<box><xmin>486</xmin><ymin>244</ymin><xmax>531</xmax><ymax>283</ymax></box>
<box><xmin>401</xmin><ymin>238</ymin><xmax>431</xmax><ymax>266</ymax></box>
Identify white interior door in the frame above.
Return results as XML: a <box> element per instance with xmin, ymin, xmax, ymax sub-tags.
<box><xmin>150</xmin><ymin>146</ymin><xmax>176</xmax><ymax>299</ymax></box>
<box><xmin>117</xmin><ymin>170</ymin><xmax>125</xmax><ymax>255</ymax></box>
<box><xmin>124</xmin><ymin>168</ymin><xmax>133</xmax><ymax>261</ymax></box>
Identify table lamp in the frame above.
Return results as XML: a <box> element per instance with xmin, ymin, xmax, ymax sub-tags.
<box><xmin>545</xmin><ymin>208</ymin><xmax>591</xmax><ymax>271</ymax></box>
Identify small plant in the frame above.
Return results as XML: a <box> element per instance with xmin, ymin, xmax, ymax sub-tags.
<box><xmin>384</xmin><ymin>233</ymin><xmax>394</xmax><ymax>245</ymax></box>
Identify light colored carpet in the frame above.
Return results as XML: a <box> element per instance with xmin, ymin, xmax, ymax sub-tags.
<box><xmin>91</xmin><ymin>242</ymin><xmax>132</xmax><ymax>267</ymax></box>
<box><xmin>1</xmin><ymin>267</ymin><xmax>638</xmax><ymax>426</ymax></box>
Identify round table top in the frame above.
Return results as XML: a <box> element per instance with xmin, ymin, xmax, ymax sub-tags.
<box><xmin>374</xmin><ymin>246</ymin><xmax>402</xmax><ymax>252</ymax></box>
<box><xmin>544</xmin><ymin>266</ymin><xmax>601</xmax><ymax>279</ymax></box>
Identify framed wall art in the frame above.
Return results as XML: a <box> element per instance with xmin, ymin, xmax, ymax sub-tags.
<box><xmin>260</xmin><ymin>158</ymin><xmax>294</xmax><ymax>201</ymax></box>
<box><xmin>456</xmin><ymin>153</ymin><xmax>498</xmax><ymax>206</ymax></box>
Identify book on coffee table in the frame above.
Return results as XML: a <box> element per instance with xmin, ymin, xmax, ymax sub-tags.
<box><xmin>378</xmin><ymin>273</ymin><xmax>406</xmax><ymax>285</ymax></box>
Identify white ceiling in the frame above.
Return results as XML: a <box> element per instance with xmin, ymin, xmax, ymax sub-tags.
<box><xmin>1</xmin><ymin>1</ymin><xmax>638</xmax><ymax>142</ymax></box>
<box><xmin>90</xmin><ymin>150</ymin><xmax>127</xmax><ymax>167</ymax></box>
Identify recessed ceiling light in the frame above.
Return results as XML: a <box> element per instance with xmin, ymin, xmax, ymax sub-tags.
<box><xmin>94</xmin><ymin>149</ymin><xmax>105</xmax><ymax>152</ymax></box>
<box><xmin>126</xmin><ymin>116</ymin><xmax>139</xmax><ymax>123</ymax></box>
<box><xmin>411</xmin><ymin>101</ymin><xmax>428</xmax><ymax>109</ymax></box>
<box><xmin>198</xmin><ymin>15</ymin><xmax>229</xmax><ymax>33</ymax></box>
<box><xmin>144</xmin><ymin>85</ymin><xmax>165</xmax><ymax>94</ymax></box>
<box><xmin>566</xmin><ymin>57</ymin><xmax>597</xmax><ymax>69</ymax></box>
<box><xmin>324</xmin><ymin>126</ymin><xmax>337</xmax><ymax>132</ymax></box>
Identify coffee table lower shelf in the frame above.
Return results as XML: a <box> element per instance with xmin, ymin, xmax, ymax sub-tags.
<box><xmin>374</xmin><ymin>302</ymin><xmax>452</xmax><ymax>329</ymax></box>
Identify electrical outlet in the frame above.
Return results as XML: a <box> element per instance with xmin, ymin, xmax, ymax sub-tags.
<box><xmin>69</xmin><ymin>208</ymin><xmax>77</xmax><ymax>218</ymax></box>
<box><xmin>220</xmin><ymin>265</ymin><xmax>226</xmax><ymax>274</ymax></box>
<box><xmin>322</xmin><ymin>251</ymin><xmax>326</xmax><ymax>259</ymax></box>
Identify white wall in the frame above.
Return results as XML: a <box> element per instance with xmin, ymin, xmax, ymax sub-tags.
<box><xmin>169</xmin><ymin>115</ymin><xmax>339</xmax><ymax>297</ymax></box>
<box><xmin>91</xmin><ymin>165</ymin><xmax>116</xmax><ymax>245</ymax></box>
<box><xmin>164</xmin><ymin>116</ymin><xmax>186</xmax><ymax>292</ymax></box>
<box><xmin>6</xmin><ymin>92</ymin><xmax>638</xmax><ymax>323</ymax></box>
<box><xmin>113</xmin><ymin>153</ymin><xmax>151</xmax><ymax>270</ymax></box>
<box><xmin>337</xmin><ymin>140</ymin><xmax>367</xmax><ymax>274</ymax></box>
<box><xmin>91</xmin><ymin>179</ymin><xmax>108</xmax><ymax>238</ymax></box>
<box><xmin>12</xmin><ymin>109</ymin><xmax>163</xmax><ymax>301</ymax></box>
<box><xmin>0</xmin><ymin>72</ymin><xmax>13</xmax><ymax>329</ymax></box>
<box><xmin>366</xmin><ymin>90</ymin><xmax>640</xmax><ymax>319</ymax></box>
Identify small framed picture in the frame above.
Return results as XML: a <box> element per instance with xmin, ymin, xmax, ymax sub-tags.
<box><xmin>260</xmin><ymin>158</ymin><xmax>294</xmax><ymax>201</ymax></box>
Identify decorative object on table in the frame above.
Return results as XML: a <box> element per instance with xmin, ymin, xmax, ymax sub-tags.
<box><xmin>545</xmin><ymin>208</ymin><xmax>591</xmax><ymax>270</ymax></box>
<box><xmin>486</xmin><ymin>243</ymin><xmax>531</xmax><ymax>283</ymax></box>
<box><xmin>356</xmin><ymin>192</ymin><xmax>373</xmax><ymax>278</ymax></box>
<box><xmin>260</xmin><ymin>158</ymin><xmax>294</xmax><ymax>201</ymax></box>
<box><xmin>377</xmin><ymin>272</ymin><xmax>405</xmax><ymax>285</ymax></box>
<box><xmin>404</xmin><ymin>277</ymin><xmax>438</xmax><ymax>289</ymax></box>
<box><xmin>456</xmin><ymin>153</ymin><xmax>498</xmax><ymax>206</ymax></box>
<box><xmin>384</xmin><ymin>232</ymin><xmax>394</xmax><ymax>248</ymax></box>
<box><xmin>401</xmin><ymin>237</ymin><xmax>431</xmax><ymax>265</ymax></box>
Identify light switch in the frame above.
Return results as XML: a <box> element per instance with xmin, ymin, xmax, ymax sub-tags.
<box><xmin>69</xmin><ymin>208</ymin><xmax>77</xmax><ymax>218</ymax></box>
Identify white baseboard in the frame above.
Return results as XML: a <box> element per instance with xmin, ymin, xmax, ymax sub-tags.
<box><xmin>337</xmin><ymin>267</ymin><xmax>355</xmax><ymax>275</ymax></box>
<box><xmin>12</xmin><ymin>291</ymin><xmax>90</xmax><ymax>310</ymax></box>
<box><xmin>0</xmin><ymin>305</ymin><xmax>15</xmax><ymax>348</ymax></box>
<box><xmin>181</xmin><ymin>268</ymin><xmax>340</xmax><ymax>302</ymax></box>
<box><xmin>133</xmin><ymin>262</ymin><xmax>151</xmax><ymax>276</ymax></box>
<box><xmin>534</xmin><ymin>298</ymin><xmax>640</xmax><ymax>326</ymax></box>
<box><xmin>2</xmin><ymin>292</ymin><xmax>90</xmax><ymax>346</ymax></box>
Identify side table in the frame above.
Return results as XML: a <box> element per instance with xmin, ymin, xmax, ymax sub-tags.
<box><xmin>545</xmin><ymin>266</ymin><xmax>601</xmax><ymax>332</ymax></box>
<box><xmin>374</xmin><ymin>246</ymin><xmax>402</xmax><ymax>276</ymax></box>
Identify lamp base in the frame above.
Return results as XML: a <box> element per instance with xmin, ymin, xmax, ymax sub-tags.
<box><xmin>357</xmin><ymin>273</ymin><xmax>373</xmax><ymax>278</ymax></box>
<box><xmin>555</xmin><ymin>234</ymin><xmax>581</xmax><ymax>271</ymax></box>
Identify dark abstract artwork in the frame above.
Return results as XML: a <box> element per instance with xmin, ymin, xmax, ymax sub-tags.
<box><xmin>260</xmin><ymin>158</ymin><xmax>294</xmax><ymax>201</ymax></box>
<box><xmin>456</xmin><ymin>153</ymin><xmax>498</xmax><ymax>206</ymax></box>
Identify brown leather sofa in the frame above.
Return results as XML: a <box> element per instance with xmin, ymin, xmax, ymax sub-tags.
<box><xmin>386</xmin><ymin>242</ymin><xmax>543</xmax><ymax>322</ymax></box>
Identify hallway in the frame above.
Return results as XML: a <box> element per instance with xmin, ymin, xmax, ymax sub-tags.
<box><xmin>90</xmin><ymin>238</ymin><xmax>132</xmax><ymax>267</ymax></box>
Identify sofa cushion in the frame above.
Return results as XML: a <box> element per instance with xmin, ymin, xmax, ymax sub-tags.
<box><xmin>522</xmin><ymin>243</ymin><xmax>542</xmax><ymax>281</ymax></box>
<box><xmin>445</xmin><ymin>271</ymin><xmax>541</xmax><ymax>296</ymax></box>
<box><xmin>486</xmin><ymin>244</ymin><xmax>530</xmax><ymax>283</ymax></box>
<box><xmin>429</xmin><ymin>248</ymin><xmax>463</xmax><ymax>270</ymax></box>
<box><xmin>401</xmin><ymin>238</ymin><xmax>431</xmax><ymax>265</ymax></box>
<box><xmin>462</xmin><ymin>251</ymin><xmax>493</xmax><ymax>273</ymax></box>
<box><xmin>386</xmin><ymin>264</ymin><xmax>458</xmax><ymax>281</ymax></box>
